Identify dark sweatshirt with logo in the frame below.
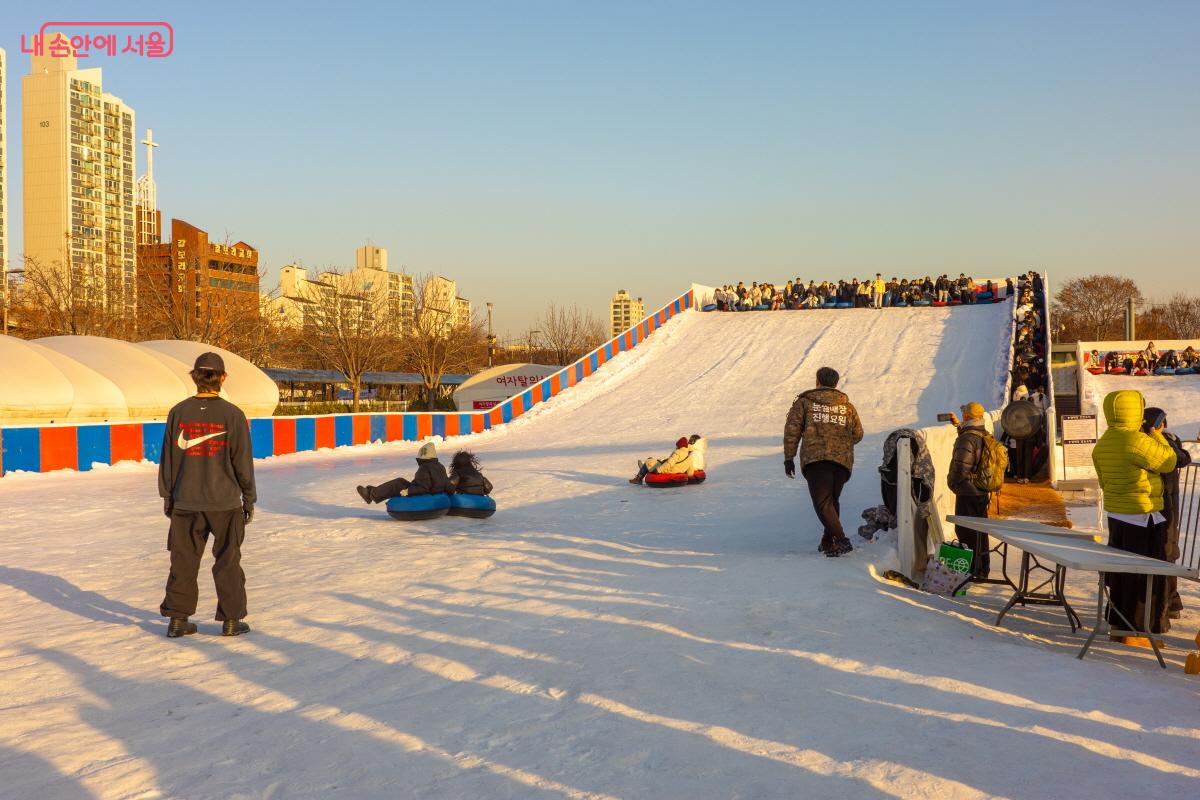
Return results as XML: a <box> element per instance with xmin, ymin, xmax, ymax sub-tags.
<box><xmin>158</xmin><ymin>396</ymin><xmax>256</xmax><ymax>512</ymax></box>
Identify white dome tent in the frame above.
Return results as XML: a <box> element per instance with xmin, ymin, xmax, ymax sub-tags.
<box><xmin>0</xmin><ymin>334</ymin><xmax>280</xmax><ymax>423</ymax></box>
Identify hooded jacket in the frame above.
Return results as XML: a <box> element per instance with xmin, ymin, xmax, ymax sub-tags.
<box><xmin>688</xmin><ymin>437</ymin><xmax>708</xmax><ymax>471</ymax></box>
<box><xmin>654</xmin><ymin>446</ymin><xmax>694</xmax><ymax>475</ymax></box>
<box><xmin>783</xmin><ymin>387</ymin><xmax>864</xmax><ymax>471</ymax></box>
<box><xmin>1091</xmin><ymin>390</ymin><xmax>1176</xmax><ymax>514</ymax></box>
<box><xmin>408</xmin><ymin>457</ymin><xmax>449</xmax><ymax>496</ymax></box>
<box><xmin>948</xmin><ymin>419</ymin><xmax>990</xmax><ymax>498</ymax></box>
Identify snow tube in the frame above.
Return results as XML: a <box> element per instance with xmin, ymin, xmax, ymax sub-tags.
<box><xmin>836</xmin><ymin>302</ymin><xmax>852</xmax><ymax>309</ymax></box>
<box><xmin>948</xmin><ymin>300</ymin><xmax>963</xmax><ymax>306</ymax></box>
<box><xmin>894</xmin><ymin>302</ymin><xmax>908</xmax><ymax>307</ymax></box>
<box><xmin>701</xmin><ymin>303</ymin><xmax>717</xmax><ymax>312</ymax></box>
<box><xmin>1155</xmin><ymin>368</ymin><xmax>1176</xmax><ymax>376</ymax></box>
<box><xmin>1108</xmin><ymin>368</ymin><xmax>1127</xmax><ymax>375</ymax></box>
<box><xmin>753</xmin><ymin>304</ymin><xmax>770</xmax><ymax>311</ymax></box>
<box><xmin>386</xmin><ymin>493</ymin><xmax>451</xmax><ymax>521</ymax></box>
<box><xmin>447</xmin><ymin>493</ymin><xmax>497</xmax><ymax>519</ymax></box>
<box><xmin>1175</xmin><ymin>367</ymin><xmax>1195</xmax><ymax>375</ymax></box>
<box><xmin>931</xmin><ymin>301</ymin><xmax>947</xmax><ymax>307</ymax></box>
<box><xmin>976</xmin><ymin>292</ymin><xmax>993</xmax><ymax>301</ymax></box>
<box><xmin>1086</xmin><ymin>367</ymin><xmax>1105</xmax><ymax>375</ymax></box>
<box><xmin>912</xmin><ymin>300</ymin><xmax>931</xmax><ymax>307</ymax></box>
<box><xmin>822</xmin><ymin>302</ymin><xmax>838</xmax><ymax>309</ymax></box>
<box><xmin>644</xmin><ymin>470</ymin><xmax>707</xmax><ymax>487</ymax></box>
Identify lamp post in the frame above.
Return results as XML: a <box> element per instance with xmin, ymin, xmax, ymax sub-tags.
<box><xmin>486</xmin><ymin>302</ymin><xmax>495</xmax><ymax>368</ymax></box>
<box><xmin>528</xmin><ymin>329</ymin><xmax>541</xmax><ymax>362</ymax></box>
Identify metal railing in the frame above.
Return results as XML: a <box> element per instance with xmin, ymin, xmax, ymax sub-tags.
<box><xmin>1177</xmin><ymin>463</ymin><xmax>1200</xmax><ymax>581</ymax></box>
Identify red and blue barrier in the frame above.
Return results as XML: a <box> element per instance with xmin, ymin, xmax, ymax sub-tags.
<box><xmin>1</xmin><ymin>290</ymin><xmax>694</xmax><ymax>477</ymax></box>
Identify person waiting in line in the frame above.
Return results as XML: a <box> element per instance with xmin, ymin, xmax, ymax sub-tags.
<box><xmin>1103</xmin><ymin>351</ymin><xmax>1120</xmax><ymax>372</ymax></box>
<box><xmin>448</xmin><ymin>450</ymin><xmax>493</xmax><ymax>496</ymax></box>
<box><xmin>1146</xmin><ymin>408</ymin><xmax>1191</xmax><ymax>621</ymax></box>
<box><xmin>357</xmin><ymin>442</ymin><xmax>449</xmax><ymax>503</ymax></box>
<box><xmin>946</xmin><ymin>402</ymin><xmax>1002</xmax><ymax>579</ymax></box>
<box><xmin>1092</xmin><ymin>393</ymin><xmax>1176</xmax><ymax>647</ymax></box>
<box><xmin>1132</xmin><ymin>357</ymin><xmax>1151</xmax><ymax>376</ymax></box>
<box><xmin>630</xmin><ymin>437</ymin><xmax>694</xmax><ymax>484</ymax></box>
<box><xmin>1141</xmin><ymin>341</ymin><xmax>1158</xmax><ymax>371</ymax></box>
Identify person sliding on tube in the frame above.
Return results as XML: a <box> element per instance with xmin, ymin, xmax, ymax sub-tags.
<box><xmin>357</xmin><ymin>442</ymin><xmax>449</xmax><ymax>503</ymax></box>
<box><xmin>630</xmin><ymin>437</ymin><xmax>694</xmax><ymax>484</ymax></box>
<box><xmin>783</xmin><ymin>367</ymin><xmax>864</xmax><ymax>556</ymax></box>
<box><xmin>448</xmin><ymin>450</ymin><xmax>493</xmax><ymax>496</ymax></box>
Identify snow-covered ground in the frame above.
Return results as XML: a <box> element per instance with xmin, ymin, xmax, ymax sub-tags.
<box><xmin>3</xmin><ymin>305</ymin><xmax>1198</xmax><ymax>800</ymax></box>
<box><xmin>1082</xmin><ymin>372</ymin><xmax>1200</xmax><ymax>441</ymax></box>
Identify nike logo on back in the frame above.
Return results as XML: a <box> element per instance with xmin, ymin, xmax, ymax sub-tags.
<box><xmin>178</xmin><ymin>430</ymin><xmax>226</xmax><ymax>450</ymax></box>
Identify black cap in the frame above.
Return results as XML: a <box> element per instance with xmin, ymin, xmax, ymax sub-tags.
<box><xmin>193</xmin><ymin>352</ymin><xmax>226</xmax><ymax>372</ymax></box>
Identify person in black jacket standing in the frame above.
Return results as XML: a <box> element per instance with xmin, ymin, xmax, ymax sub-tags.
<box><xmin>947</xmin><ymin>402</ymin><xmax>991</xmax><ymax>578</ymax></box>
<box><xmin>159</xmin><ymin>352</ymin><xmax>256</xmax><ymax>638</ymax></box>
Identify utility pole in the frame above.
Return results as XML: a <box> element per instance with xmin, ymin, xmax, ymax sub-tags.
<box><xmin>1125</xmin><ymin>297</ymin><xmax>1136</xmax><ymax>341</ymax></box>
<box><xmin>486</xmin><ymin>302</ymin><xmax>495</xmax><ymax>368</ymax></box>
<box><xmin>528</xmin><ymin>329</ymin><xmax>541</xmax><ymax>362</ymax></box>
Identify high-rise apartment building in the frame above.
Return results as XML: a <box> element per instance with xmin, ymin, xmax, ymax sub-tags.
<box><xmin>0</xmin><ymin>48</ymin><xmax>9</xmax><ymax>325</ymax></box>
<box><xmin>271</xmin><ymin>244</ymin><xmax>415</xmax><ymax>333</ymax></box>
<box><xmin>23</xmin><ymin>41</ymin><xmax>137</xmax><ymax>315</ymax></box>
<box><xmin>610</xmin><ymin>289</ymin><xmax>644</xmax><ymax>337</ymax></box>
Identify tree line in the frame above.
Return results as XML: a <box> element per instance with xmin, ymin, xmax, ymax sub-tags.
<box><xmin>5</xmin><ymin>253</ymin><xmax>607</xmax><ymax>412</ymax></box>
<box><xmin>1053</xmin><ymin>274</ymin><xmax>1200</xmax><ymax>343</ymax></box>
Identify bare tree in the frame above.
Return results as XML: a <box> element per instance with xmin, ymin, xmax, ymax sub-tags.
<box><xmin>536</xmin><ymin>303</ymin><xmax>606</xmax><ymax>365</ymax></box>
<box><xmin>1053</xmin><ymin>274</ymin><xmax>1141</xmax><ymax>342</ymax></box>
<box><xmin>300</xmin><ymin>269</ymin><xmax>397</xmax><ymax>411</ymax></box>
<box><xmin>400</xmin><ymin>273</ymin><xmax>486</xmax><ymax>409</ymax></box>
<box><xmin>1150</xmin><ymin>294</ymin><xmax>1200</xmax><ymax>340</ymax></box>
<box><xmin>12</xmin><ymin>253</ymin><xmax>135</xmax><ymax>339</ymax></box>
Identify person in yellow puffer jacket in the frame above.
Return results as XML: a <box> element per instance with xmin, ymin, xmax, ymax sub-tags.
<box><xmin>1091</xmin><ymin>390</ymin><xmax>1177</xmax><ymax>640</ymax></box>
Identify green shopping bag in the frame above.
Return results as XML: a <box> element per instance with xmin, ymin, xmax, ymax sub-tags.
<box><xmin>937</xmin><ymin>541</ymin><xmax>974</xmax><ymax>596</ymax></box>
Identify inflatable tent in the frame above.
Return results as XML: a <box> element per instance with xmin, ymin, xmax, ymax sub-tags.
<box><xmin>453</xmin><ymin>363</ymin><xmax>559</xmax><ymax>412</ymax></box>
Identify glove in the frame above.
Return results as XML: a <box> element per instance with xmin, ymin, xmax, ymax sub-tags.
<box><xmin>164</xmin><ymin>498</ymin><xmax>174</xmax><ymax>518</ymax></box>
<box><xmin>784</xmin><ymin>459</ymin><xmax>796</xmax><ymax>479</ymax></box>
<box><xmin>243</xmin><ymin>502</ymin><xmax>255</xmax><ymax>525</ymax></box>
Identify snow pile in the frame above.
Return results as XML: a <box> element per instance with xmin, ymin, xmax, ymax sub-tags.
<box><xmin>3</xmin><ymin>304</ymin><xmax>1198</xmax><ymax>799</ymax></box>
<box><xmin>1082</xmin><ymin>372</ymin><xmax>1200</xmax><ymax>441</ymax></box>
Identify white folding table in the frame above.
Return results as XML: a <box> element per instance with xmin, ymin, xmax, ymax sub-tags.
<box><xmin>945</xmin><ymin>516</ymin><xmax>1195</xmax><ymax>668</ymax></box>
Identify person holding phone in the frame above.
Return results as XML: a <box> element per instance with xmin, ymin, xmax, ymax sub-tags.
<box><xmin>1091</xmin><ymin>391</ymin><xmax>1176</xmax><ymax>646</ymax></box>
<box><xmin>1146</xmin><ymin>407</ymin><xmax>1192</xmax><ymax>620</ymax></box>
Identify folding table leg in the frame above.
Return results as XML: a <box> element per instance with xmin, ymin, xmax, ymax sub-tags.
<box><xmin>1144</xmin><ymin>577</ymin><xmax>1167</xmax><ymax>669</ymax></box>
<box><xmin>1077</xmin><ymin>572</ymin><xmax>1106</xmax><ymax>660</ymax></box>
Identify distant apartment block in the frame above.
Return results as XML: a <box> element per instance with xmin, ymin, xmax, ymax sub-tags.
<box><xmin>610</xmin><ymin>289</ymin><xmax>644</xmax><ymax>337</ymax></box>
<box><xmin>270</xmin><ymin>244</ymin><xmax>415</xmax><ymax>333</ymax></box>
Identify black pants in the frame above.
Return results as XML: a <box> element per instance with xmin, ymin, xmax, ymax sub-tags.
<box><xmin>1106</xmin><ymin>517</ymin><xmax>1170</xmax><ymax>634</ymax></box>
<box><xmin>161</xmin><ymin>509</ymin><xmax>247</xmax><ymax>621</ymax></box>
<box><xmin>954</xmin><ymin>494</ymin><xmax>991</xmax><ymax>577</ymax></box>
<box><xmin>803</xmin><ymin>461</ymin><xmax>850</xmax><ymax>546</ymax></box>
<box><xmin>1014</xmin><ymin>438</ymin><xmax>1034</xmax><ymax>480</ymax></box>
<box><xmin>370</xmin><ymin>477</ymin><xmax>412</xmax><ymax>502</ymax></box>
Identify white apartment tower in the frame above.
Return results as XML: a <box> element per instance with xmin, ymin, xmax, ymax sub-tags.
<box><xmin>0</xmin><ymin>48</ymin><xmax>9</xmax><ymax>318</ymax></box>
<box><xmin>23</xmin><ymin>42</ymin><xmax>137</xmax><ymax>315</ymax></box>
<box><xmin>610</xmin><ymin>289</ymin><xmax>644</xmax><ymax>337</ymax></box>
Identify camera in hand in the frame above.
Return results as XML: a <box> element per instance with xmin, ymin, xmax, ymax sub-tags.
<box><xmin>936</xmin><ymin>412</ymin><xmax>955</xmax><ymax>422</ymax></box>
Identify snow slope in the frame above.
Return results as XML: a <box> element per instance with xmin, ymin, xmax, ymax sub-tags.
<box><xmin>1082</xmin><ymin>371</ymin><xmax>1200</xmax><ymax>441</ymax></box>
<box><xmin>3</xmin><ymin>304</ymin><xmax>1199</xmax><ymax>800</ymax></box>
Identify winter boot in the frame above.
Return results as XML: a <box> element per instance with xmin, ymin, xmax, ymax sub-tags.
<box><xmin>223</xmin><ymin>620</ymin><xmax>251</xmax><ymax>637</ymax></box>
<box><xmin>825</xmin><ymin>538</ymin><xmax>854</xmax><ymax>558</ymax></box>
<box><xmin>166</xmin><ymin>617</ymin><xmax>197</xmax><ymax>638</ymax></box>
<box><xmin>357</xmin><ymin>486</ymin><xmax>373</xmax><ymax>504</ymax></box>
<box><xmin>628</xmin><ymin>476</ymin><xmax>643</xmax><ymax>485</ymax></box>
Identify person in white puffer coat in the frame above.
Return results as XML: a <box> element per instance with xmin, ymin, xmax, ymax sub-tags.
<box><xmin>688</xmin><ymin>435</ymin><xmax>708</xmax><ymax>472</ymax></box>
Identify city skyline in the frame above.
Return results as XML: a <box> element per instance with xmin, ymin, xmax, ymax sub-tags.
<box><xmin>0</xmin><ymin>2</ymin><xmax>1197</xmax><ymax>336</ymax></box>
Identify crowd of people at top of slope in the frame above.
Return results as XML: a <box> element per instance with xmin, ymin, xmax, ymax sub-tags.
<box><xmin>1086</xmin><ymin>343</ymin><xmax>1200</xmax><ymax>376</ymax></box>
<box><xmin>1005</xmin><ymin>273</ymin><xmax>1050</xmax><ymax>483</ymax></box>
<box><xmin>712</xmin><ymin>273</ymin><xmax>1014</xmax><ymax>311</ymax></box>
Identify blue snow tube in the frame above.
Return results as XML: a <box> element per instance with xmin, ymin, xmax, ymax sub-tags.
<box><xmin>1155</xmin><ymin>368</ymin><xmax>1176</xmax><ymax>376</ymax></box>
<box><xmin>822</xmin><ymin>302</ymin><xmax>838</xmax><ymax>309</ymax></box>
<box><xmin>701</xmin><ymin>303</ymin><xmax>717</xmax><ymax>312</ymax></box>
<box><xmin>836</xmin><ymin>302</ymin><xmax>852</xmax><ymax>309</ymax></box>
<box><xmin>753</xmin><ymin>304</ymin><xmax>770</xmax><ymax>310</ymax></box>
<box><xmin>913</xmin><ymin>300</ymin><xmax>931</xmax><ymax>307</ymax></box>
<box><xmin>894</xmin><ymin>302</ymin><xmax>908</xmax><ymax>307</ymax></box>
<box><xmin>1174</xmin><ymin>367</ymin><xmax>1194</xmax><ymax>375</ymax></box>
<box><xmin>975</xmin><ymin>292</ymin><xmax>993</xmax><ymax>301</ymax></box>
<box><xmin>386</xmin><ymin>493</ymin><xmax>451</xmax><ymax>521</ymax></box>
<box><xmin>448</xmin><ymin>493</ymin><xmax>497</xmax><ymax>519</ymax></box>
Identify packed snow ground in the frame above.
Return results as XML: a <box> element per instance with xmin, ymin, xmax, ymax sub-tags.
<box><xmin>1082</xmin><ymin>371</ymin><xmax>1200</xmax><ymax>441</ymax></box>
<box><xmin>2</xmin><ymin>306</ymin><xmax>1199</xmax><ymax>800</ymax></box>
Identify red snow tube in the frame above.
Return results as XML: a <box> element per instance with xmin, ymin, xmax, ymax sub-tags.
<box><xmin>948</xmin><ymin>300</ymin><xmax>963</xmax><ymax>306</ymax></box>
<box><xmin>931</xmin><ymin>301</ymin><xmax>947</xmax><ymax>307</ymax></box>
<box><xmin>645</xmin><ymin>470</ymin><xmax>707</xmax><ymax>487</ymax></box>
<box><xmin>1086</xmin><ymin>367</ymin><xmax>1104</xmax><ymax>375</ymax></box>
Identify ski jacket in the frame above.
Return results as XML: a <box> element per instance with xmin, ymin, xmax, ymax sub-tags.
<box><xmin>159</xmin><ymin>395</ymin><xmax>256</xmax><ymax>512</ymax></box>
<box><xmin>407</xmin><ymin>458</ymin><xmax>450</xmax><ymax>496</ymax></box>
<box><xmin>653</xmin><ymin>446</ymin><xmax>694</xmax><ymax>475</ymax></box>
<box><xmin>1092</xmin><ymin>390</ymin><xmax>1176</xmax><ymax>514</ymax></box>
<box><xmin>947</xmin><ymin>421</ymin><xmax>990</xmax><ymax>498</ymax></box>
<box><xmin>689</xmin><ymin>438</ymin><xmax>708</xmax><ymax>471</ymax></box>
<box><xmin>783</xmin><ymin>387</ymin><xmax>864</xmax><ymax>472</ymax></box>
<box><xmin>872</xmin><ymin>278</ymin><xmax>886</xmax><ymax>294</ymax></box>
<box><xmin>449</xmin><ymin>470</ymin><xmax>493</xmax><ymax>496</ymax></box>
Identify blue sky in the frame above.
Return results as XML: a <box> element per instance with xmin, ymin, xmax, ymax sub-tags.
<box><xmin>3</xmin><ymin>1</ymin><xmax>1197</xmax><ymax>335</ymax></box>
